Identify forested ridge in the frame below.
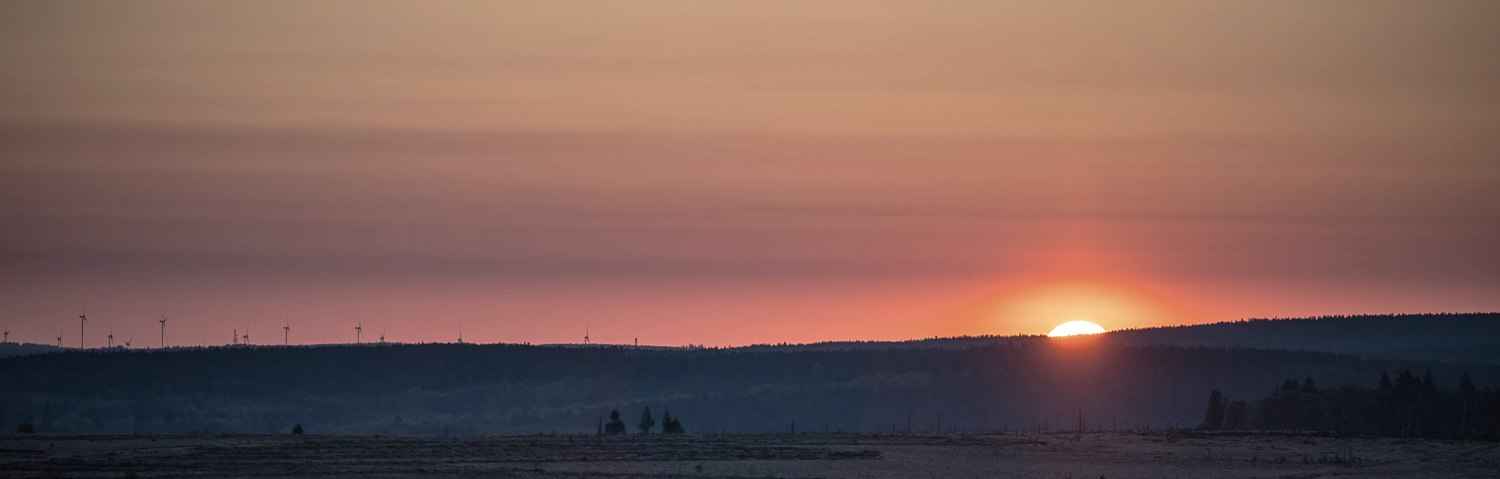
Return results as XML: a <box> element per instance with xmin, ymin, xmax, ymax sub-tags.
<box><xmin>1106</xmin><ymin>313</ymin><xmax>1500</xmax><ymax>363</ymax></box>
<box><xmin>4</xmin><ymin>313</ymin><xmax>1498</xmax><ymax>436</ymax></box>
<box><xmin>3</xmin><ymin>341</ymin><xmax>1496</xmax><ymax>436</ymax></box>
<box><xmin>4</xmin><ymin>313</ymin><xmax>1495</xmax><ymax>359</ymax></box>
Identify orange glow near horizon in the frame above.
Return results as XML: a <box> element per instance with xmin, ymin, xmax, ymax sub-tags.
<box><xmin>969</xmin><ymin>278</ymin><xmax>1198</xmax><ymax>336</ymax></box>
<box><xmin>1</xmin><ymin>3</ymin><xmax>1498</xmax><ymax>347</ymax></box>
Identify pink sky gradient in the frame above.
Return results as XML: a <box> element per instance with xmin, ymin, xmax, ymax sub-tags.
<box><xmin>2</xmin><ymin>1</ymin><xmax>1497</xmax><ymax>346</ymax></box>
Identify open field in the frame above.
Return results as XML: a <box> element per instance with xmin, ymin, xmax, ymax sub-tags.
<box><xmin>1</xmin><ymin>431</ymin><xmax>1496</xmax><ymax>478</ymax></box>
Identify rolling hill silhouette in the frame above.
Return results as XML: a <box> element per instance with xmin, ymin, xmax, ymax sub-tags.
<box><xmin>1</xmin><ymin>313</ymin><xmax>1495</xmax><ymax>435</ymax></box>
<box><xmin>739</xmin><ymin>313</ymin><xmax>1500</xmax><ymax>363</ymax></box>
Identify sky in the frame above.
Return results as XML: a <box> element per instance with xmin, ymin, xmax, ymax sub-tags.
<box><xmin>2</xmin><ymin>1</ymin><xmax>1497</xmax><ymax>347</ymax></box>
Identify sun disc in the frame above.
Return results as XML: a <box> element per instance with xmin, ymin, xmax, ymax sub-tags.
<box><xmin>1047</xmin><ymin>320</ymin><xmax>1107</xmax><ymax>337</ymax></box>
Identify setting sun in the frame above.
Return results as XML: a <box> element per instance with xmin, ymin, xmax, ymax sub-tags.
<box><xmin>1047</xmin><ymin>320</ymin><xmax>1107</xmax><ymax>337</ymax></box>
<box><xmin>1</xmin><ymin>2</ymin><xmax>1497</xmax><ymax>476</ymax></box>
<box><xmin>972</xmin><ymin>278</ymin><xmax>1195</xmax><ymax>336</ymax></box>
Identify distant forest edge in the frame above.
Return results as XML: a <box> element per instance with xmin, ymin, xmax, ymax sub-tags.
<box><xmin>2</xmin><ymin>313</ymin><xmax>1498</xmax><ymax>436</ymax></box>
<box><xmin>4</xmin><ymin>313</ymin><xmax>1497</xmax><ymax>362</ymax></box>
<box><xmin>1200</xmin><ymin>370</ymin><xmax>1500</xmax><ymax>439</ymax></box>
<box><xmin>1105</xmin><ymin>313</ymin><xmax>1500</xmax><ymax>363</ymax></box>
<box><xmin>738</xmin><ymin>313</ymin><xmax>1500</xmax><ymax>363</ymax></box>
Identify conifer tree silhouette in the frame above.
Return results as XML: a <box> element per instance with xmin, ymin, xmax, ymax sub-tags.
<box><xmin>1301</xmin><ymin>375</ymin><xmax>1318</xmax><ymax>393</ymax></box>
<box><xmin>1200</xmin><ymin>389</ymin><xmax>1226</xmax><ymax>430</ymax></box>
<box><xmin>638</xmin><ymin>406</ymin><xmax>656</xmax><ymax>434</ymax></box>
<box><xmin>604</xmin><ymin>408</ymin><xmax>627</xmax><ymax>435</ymax></box>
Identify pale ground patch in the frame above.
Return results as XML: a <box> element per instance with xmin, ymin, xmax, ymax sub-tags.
<box><xmin>1</xmin><ymin>431</ymin><xmax>1495</xmax><ymax>478</ymax></box>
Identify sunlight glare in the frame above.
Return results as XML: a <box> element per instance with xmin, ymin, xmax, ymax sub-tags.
<box><xmin>1047</xmin><ymin>320</ymin><xmax>1107</xmax><ymax>337</ymax></box>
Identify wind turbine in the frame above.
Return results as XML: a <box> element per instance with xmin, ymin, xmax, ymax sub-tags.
<box><xmin>379</xmin><ymin>328</ymin><xmax>386</xmax><ymax>344</ymax></box>
<box><xmin>78</xmin><ymin>304</ymin><xmax>88</xmax><ymax>349</ymax></box>
<box><xmin>2</xmin><ymin>325</ymin><xmax>9</xmax><ymax>343</ymax></box>
<box><xmin>158</xmin><ymin>312</ymin><xmax>168</xmax><ymax>348</ymax></box>
<box><xmin>283</xmin><ymin>321</ymin><xmax>290</xmax><ymax>346</ymax></box>
<box><xmin>242</xmin><ymin>324</ymin><xmax>250</xmax><ymax>345</ymax></box>
<box><xmin>457</xmin><ymin>324</ymin><xmax>463</xmax><ymax>344</ymax></box>
<box><xmin>124</xmin><ymin>336</ymin><xmax>131</xmax><ymax>348</ymax></box>
<box><xmin>584</xmin><ymin>322</ymin><xmax>590</xmax><ymax>345</ymax></box>
<box><xmin>56</xmin><ymin>331</ymin><xmax>63</xmax><ymax>348</ymax></box>
<box><xmin>355</xmin><ymin>323</ymin><xmax>362</xmax><ymax>344</ymax></box>
<box><xmin>108</xmin><ymin>325</ymin><xmax>114</xmax><ymax>348</ymax></box>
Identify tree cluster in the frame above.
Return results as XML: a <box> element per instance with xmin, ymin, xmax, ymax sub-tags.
<box><xmin>601</xmin><ymin>406</ymin><xmax>685</xmax><ymax>435</ymax></box>
<box><xmin>1201</xmin><ymin>370</ymin><xmax>1500</xmax><ymax>438</ymax></box>
<box><xmin>661</xmin><ymin>410</ymin><xmax>684</xmax><ymax>434</ymax></box>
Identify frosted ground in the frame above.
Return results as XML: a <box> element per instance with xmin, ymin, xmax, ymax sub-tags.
<box><xmin>2</xmin><ymin>431</ymin><xmax>1495</xmax><ymax>478</ymax></box>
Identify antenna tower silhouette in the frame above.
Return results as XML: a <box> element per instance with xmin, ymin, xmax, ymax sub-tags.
<box><xmin>457</xmin><ymin>324</ymin><xmax>463</xmax><ymax>344</ymax></box>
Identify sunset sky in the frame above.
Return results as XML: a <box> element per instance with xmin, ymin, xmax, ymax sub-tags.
<box><xmin>2</xmin><ymin>1</ymin><xmax>1497</xmax><ymax>347</ymax></box>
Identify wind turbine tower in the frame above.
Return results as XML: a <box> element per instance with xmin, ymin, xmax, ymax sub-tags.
<box><xmin>158</xmin><ymin>313</ymin><xmax>168</xmax><ymax>348</ymax></box>
<box><xmin>380</xmin><ymin>328</ymin><xmax>386</xmax><ymax>344</ymax></box>
<box><xmin>584</xmin><ymin>322</ymin><xmax>590</xmax><ymax>345</ymax></box>
<box><xmin>283</xmin><ymin>321</ymin><xmax>290</xmax><ymax>346</ymax></box>
<box><xmin>108</xmin><ymin>325</ymin><xmax>114</xmax><ymax>348</ymax></box>
<box><xmin>3</xmin><ymin>325</ymin><xmax>9</xmax><ymax>343</ymax></box>
<box><xmin>243</xmin><ymin>324</ymin><xmax>250</xmax><ymax>345</ymax></box>
<box><xmin>78</xmin><ymin>304</ymin><xmax>88</xmax><ymax>349</ymax></box>
<box><xmin>457</xmin><ymin>325</ymin><xmax>464</xmax><ymax>344</ymax></box>
<box><xmin>355</xmin><ymin>323</ymin><xmax>362</xmax><ymax>344</ymax></box>
<box><xmin>56</xmin><ymin>332</ymin><xmax>63</xmax><ymax>348</ymax></box>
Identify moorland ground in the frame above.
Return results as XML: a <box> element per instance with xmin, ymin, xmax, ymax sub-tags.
<box><xmin>2</xmin><ymin>431</ymin><xmax>1496</xmax><ymax>478</ymax></box>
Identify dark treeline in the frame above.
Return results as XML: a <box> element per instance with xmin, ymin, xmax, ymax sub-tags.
<box><xmin>1107</xmin><ymin>313</ymin><xmax>1500</xmax><ymax>363</ymax></box>
<box><xmin>3</xmin><ymin>313</ymin><xmax>1495</xmax><ymax>361</ymax></box>
<box><xmin>4</xmin><ymin>337</ymin><xmax>1498</xmax><ymax>436</ymax></box>
<box><xmin>1200</xmin><ymin>370</ymin><xmax>1500</xmax><ymax>438</ymax></box>
<box><xmin>0</xmin><ymin>343</ymin><xmax>64</xmax><ymax>359</ymax></box>
<box><xmin>725</xmin><ymin>313</ymin><xmax>1500</xmax><ymax>363</ymax></box>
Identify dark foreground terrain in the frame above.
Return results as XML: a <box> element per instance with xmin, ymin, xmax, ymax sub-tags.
<box><xmin>2</xmin><ymin>431</ymin><xmax>1496</xmax><ymax>478</ymax></box>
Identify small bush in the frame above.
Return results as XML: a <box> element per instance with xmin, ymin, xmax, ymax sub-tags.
<box><xmin>292</xmin><ymin>424</ymin><xmax>304</xmax><ymax>435</ymax></box>
<box><xmin>17</xmin><ymin>421</ymin><xmax>36</xmax><ymax>434</ymax></box>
